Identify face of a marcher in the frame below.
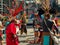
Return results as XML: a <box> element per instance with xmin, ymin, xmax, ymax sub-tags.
<box><xmin>45</xmin><ymin>16</ymin><xmax>49</xmax><ymax>19</ymax></box>
<box><xmin>45</xmin><ymin>14</ymin><xmax>50</xmax><ymax>20</ymax></box>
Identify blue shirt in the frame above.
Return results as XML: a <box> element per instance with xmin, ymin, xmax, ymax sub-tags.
<box><xmin>41</xmin><ymin>14</ymin><xmax>44</xmax><ymax>20</ymax></box>
<box><xmin>5</xmin><ymin>21</ymin><xmax>10</xmax><ymax>27</ymax></box>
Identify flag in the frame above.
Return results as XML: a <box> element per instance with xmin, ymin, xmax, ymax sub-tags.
<box><xmin>13</xmin><ymin>0</ymin><xmax>24</xmax><ymax>16</ymax></box>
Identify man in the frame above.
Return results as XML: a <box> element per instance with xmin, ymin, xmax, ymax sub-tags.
<box><xmin>20</xmin><ymin>12</ymin><xmax>27</xmax><ymax>36</ymax></box>
<box><xmin>6</xmin><ymin>19</ymin><xmax>18</xmax><ymax>45</ymax></box>
<box><xmin>42</xmin><ymin>13</ymin><xmax>58</xmax><ymax>45</ymax></box>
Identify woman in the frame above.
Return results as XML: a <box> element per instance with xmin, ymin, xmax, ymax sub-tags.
<box><xmin>29</xmin><ymin>13</ymin><xmax>43</xmax><ymax>44</ymax></box>
<box><xmin>6</xmin><ymin>20</ymin><xmax>19</xmax><ymax>45</ymax></box>
<box><xmin>34</xmin><ymin>14</ymin><xmax>43</xmax><ymax>43</ymax></box>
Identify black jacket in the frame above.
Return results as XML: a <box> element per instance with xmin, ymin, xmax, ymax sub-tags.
<box><xmin>42</xmin><ymin>19</ymin><xmax>58</xmax><ymax>33</ymax></box>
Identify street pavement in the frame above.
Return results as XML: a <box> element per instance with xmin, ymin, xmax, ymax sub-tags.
<box><xmin>2</xmin><ymin>26</ymin><xmax>60</xmax><ymax>45</ymax></box>
<box><xmin>3</xmin><ymin>28</ymin><xmax>40</xmax><ymax>45</ymax></box>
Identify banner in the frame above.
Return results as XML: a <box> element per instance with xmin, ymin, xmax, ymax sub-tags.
<box><xmin>13</xmin><ymin>4</ymin><xmax>23</xmax><ymax>16</ymax></box>
<box><xmin>13</xmin><ymin>0</ymin><xmax>24</xmax><ymax>16</ymax></box>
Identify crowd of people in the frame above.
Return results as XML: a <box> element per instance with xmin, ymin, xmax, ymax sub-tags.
<box><xmin>0</xmin><ymin>12</ymin><xmax>28</xmax><ymax>45</ymax></box>
<box><xmin>0</xmin><ymin>0</ymin><xmax>59</xmax><ymax>45</ymax></box>
<box><xmin>0</xmin><ymin>9</ymin><xmax>59</xmax><ymax>45</ymax></box>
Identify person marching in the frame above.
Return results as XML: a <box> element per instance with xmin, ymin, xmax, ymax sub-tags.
<box><xmin>20</xmin><ymin>11</ymin><xmax>27</xmax><ymax>36</ymax></box>
<box><xmin>6</xmin><ymin>17</ymin><xmax>19</xmax><ymax>45</ymax></box>
<box><xmin>42</xmin><ymin>12</ymin><xmax>58</xmax><ymax>45</ymax></box>
<box><xmin>33</xmin><ymin>13</ymin><xmax>43</xmax><ymax>43</ymax></box>
<box><xmin>29</xmin><ymin>13</ymin><xmax>43</xmax><ymax>44</ymax></box>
